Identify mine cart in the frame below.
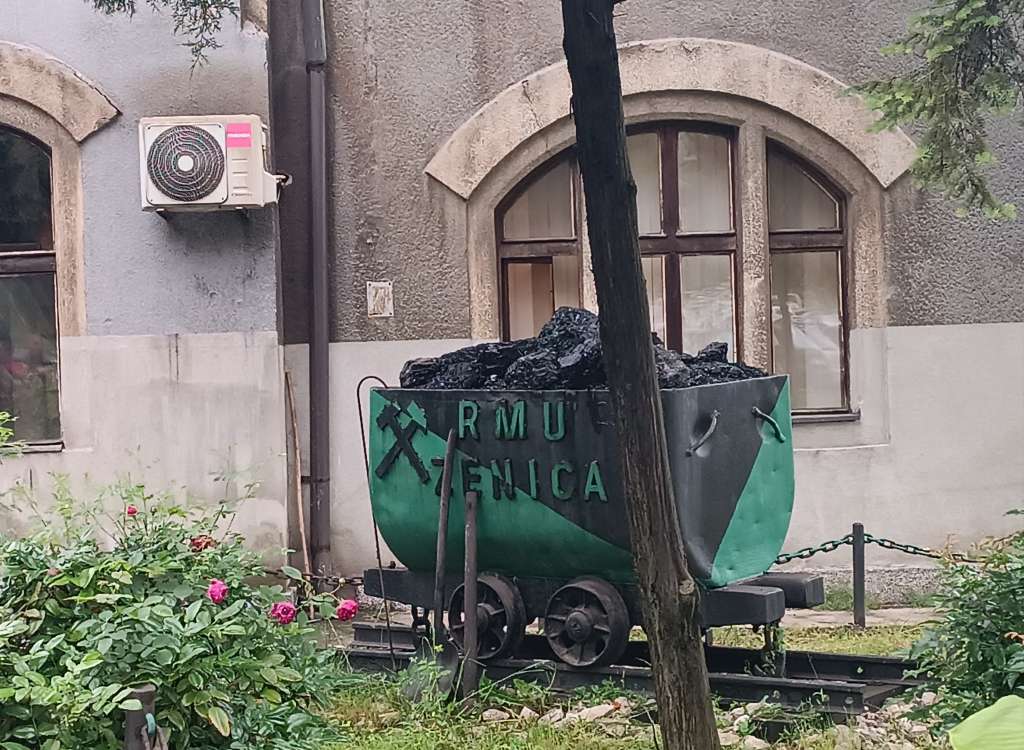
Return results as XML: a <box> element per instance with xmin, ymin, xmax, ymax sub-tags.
<box><xmin>364</xmin><ymin>375</ymin><xmax>825</xmax><ymax>668</ymax></box>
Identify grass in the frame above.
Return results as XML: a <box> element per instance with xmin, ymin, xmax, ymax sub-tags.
<box><xmin>319</xmin><ymin>661</ymin><xmax>949</xmax><ymax>750</ymax></box>
<box><xmin>815</xmin><ymin>585</ymin><xmax>937</xmax><ymax>612</ymax></box>
<box><xmin>713</xmin><ymin>624</ymin><xmax>925</xmax><ymax>656</ymax></box>
<box><xmin>323</xmin><ymin>669</ymin><xmax>660</xmax><ymax>749</ymax></box>
<box><xmin>817</xmin><ymin>586</ymin><xmax>884</xmax><ymax>611</ymax></box>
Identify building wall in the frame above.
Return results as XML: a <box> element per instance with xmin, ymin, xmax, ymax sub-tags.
<box><xmin>276</xmin><ymin>0</ymin><xmax>1024</xmax><ymax>342</ymax></box>
<box><xmin>268</xmin><ymin>1</ymin><xmax>1024</xmax><ymax>575</ymax></box>
<box><xmin>0</xmin><ymin>1</ymin><xmax>287</xmax><ymax>554</ymax></box>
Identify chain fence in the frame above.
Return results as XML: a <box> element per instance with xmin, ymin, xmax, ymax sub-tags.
<box><xmin>774</xmin><ymin>531</ymin><xmax>985</xmax><ymax>566</ymax></box>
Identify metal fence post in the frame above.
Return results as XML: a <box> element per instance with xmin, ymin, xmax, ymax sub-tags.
<box><xmin>124</xmin><ymin>684</ymin><xmax>156</xmax><ymax>750</ymax></box>
<box><xmin>462</xmin><ymin>490</ymin><xmax>480</xmax><ymax>700</ymax></box>
<box><xmin>853</xmin><ymin>523</ymin><xmax>866</xmax><ymax>628</ymax></box>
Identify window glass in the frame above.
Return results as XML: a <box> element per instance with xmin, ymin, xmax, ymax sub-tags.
<box><xmin>771</xmin><ymin>251</ymin><xmax>843</xmax><ymax>409</ymax></box>
<box><xmin>681</xmin><ymin>255</ymin><xmax>734</xmax><ymax>355</ymax></box>
<box><xmin>502</xmin><ymin>160</ymin><xmax>575</xmax><ymax>241</ymax></box>
<box><xmin>552</xmin><ymin>255</ymin><xmax>580</xmax><ymax>310</ymax></box>
<box><xmin>768</xmin><ymin>151</ymin><xmax>839</xmax><ymax>231</ymax></box>
<box><xmin>678</xmin><ymin>132</ymin><xmax>732</xmax><ymax>233</ymax></box>
<box><xmin>0</xmin><ymin>128</ymin><xmax>52</xmax><ymax>248</ymax></box>
<box><xmin>0</xmin><ymin>273</ymin><xmax>60</xmax><ymax>440</ymax></box>
<box><xmin>506</xmin><ymin>262</ymin><xmax>554</xmax><ymax>339</ymax></box>
<box><xmin>641</xmin><ymin>256</ymin><xmax>667</xmax><ymax>342</ymax></box>
<box><xmin>627</xmin><ymin>133</ymin><xmax>662</xmax><ymax>235</ymax></box>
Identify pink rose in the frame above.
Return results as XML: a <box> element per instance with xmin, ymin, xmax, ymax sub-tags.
<box><xmin>269</xmin><ymin>601</ymin><xmax>297</xmax><ymax>625</ymax></box>
<box><xmin>189</xmin><ymin>535</ymin><xmax>216</xmax><ymax>552</ymax></box>
<box><xmin>126</xmin><ymin>505</ymin><xmax>139</xmax><ymax>517</ymax></box>
<box><xmin>206</xmin><ymin>579</ymin><xmax>229</xmax><ymax>604</ymax></box>
<box><xmin>335</xmin><ymin>599</ymin><xmax>359</xmax><ymax>622</ymax></box>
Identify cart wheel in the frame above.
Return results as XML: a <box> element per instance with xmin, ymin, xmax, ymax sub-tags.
<box><xmin>544</xmin><ymin>576</ymin><xmax>630</xmax><ymax>668</ymax></box>
<box><xmin>448</xmin><ymin>573</ymin><xmax>526</xmax><ymax>660</ymax></box>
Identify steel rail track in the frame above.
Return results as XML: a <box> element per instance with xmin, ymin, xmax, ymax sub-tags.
<box><xmin>344</xmin><ymin>623</ymin><xmax>919</xmax><ymax>724</ymax></box>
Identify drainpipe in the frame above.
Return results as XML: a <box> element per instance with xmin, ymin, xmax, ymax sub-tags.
<box><xmin>302</xmin><ymin>0</ymin><xmax>331</xmax><ymax>579</ymax></box>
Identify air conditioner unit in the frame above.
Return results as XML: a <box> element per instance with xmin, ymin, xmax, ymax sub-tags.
<box><xmin>139</xmin><ymin>115</ymin><xmax>284</xmax><ymax>212</ymax></box>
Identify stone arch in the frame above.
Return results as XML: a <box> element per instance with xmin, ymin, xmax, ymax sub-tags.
<box><xmin>0</xmin><ymin>41</ymin><xmax>119</xmax><ymax>143</ymax></box>
<box><xmin>0</xmin><ymin>43</ymin><xmax>116</xmax><ymax>335</ymax></box>
<box><xmin>426</xmin><ymin>37</ymin><xmax>915</xmax><ymax>200</ymax></box>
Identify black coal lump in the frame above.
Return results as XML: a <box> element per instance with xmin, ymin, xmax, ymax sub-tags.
<box><xmin>504</xmin><ymin>349</ymin><xmax>562</xmax><ymax>389</ymax></box>
<box><xmin>398</xmin><ymin>307</ymin><xmax>767</xmax><ymax>390</ymax></box>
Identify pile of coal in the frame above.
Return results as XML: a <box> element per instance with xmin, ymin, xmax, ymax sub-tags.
<box><xmin>399</xmin><ymin>307</ymin><xmax>767</xmax><ymax>390</ymax></box>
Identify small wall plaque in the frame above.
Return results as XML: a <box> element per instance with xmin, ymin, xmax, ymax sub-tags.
<box><xmin>367</xmin><ymin>281</ymin><xmax>394</xmax><ymax>318</ymax></box>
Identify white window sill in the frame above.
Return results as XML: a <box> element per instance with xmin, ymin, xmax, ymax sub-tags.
<box><xmin>17</xmin><ymin>440</ymin><xmax>64</xmax><ymax>455</ymax></box>
<box><xmin>792</xmin><ymin>410</ymin><xmax>861</xmax><ymax>426</ymax></box>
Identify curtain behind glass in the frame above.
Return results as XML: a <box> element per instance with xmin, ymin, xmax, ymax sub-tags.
<box><xmin>771</xmin><ymin>252</ymin><xmax>843</xmax><ymax>409</ymax></box>
<box><xmin>628</xmin><ymin>133</ymin><xmax>662</xmax><ymax>235</ymax></box>
<box><xmin>502</xmin><ymin>160</ymin><xmax>575</xmax><ymax>240</ymax></box>
<box><xmin>678</xmin><ymin>132</ymin><xmax>732</xmax><ymax>233</ymax></box>
<box><xmin>767</xmin><ymin>152</ymin><xmax>839</xmax><ymax>231</ymax></box>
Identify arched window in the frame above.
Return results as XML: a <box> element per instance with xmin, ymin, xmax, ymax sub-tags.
<box><xmin>767</xmin><ymin>143</ymin><xmax>847</xmax><ymax>412</ymax></box>
<box><xmin>0</xmin><ymin>126</ymin><xmax>60</xmax><ymax>442</ymax></box>
<box><xmin>496</xmin><ymin>124</ymin><xmax>849</xmax><ymax>414</ymax></box>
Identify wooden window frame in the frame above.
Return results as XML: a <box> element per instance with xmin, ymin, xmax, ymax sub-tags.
<box><xmin>766</xmin><ymin>141</ymin><xmax>851</xmax><ymax>414</ymax></box>
<box><xmin>630</xmin><ymin>122</ymin><xmax>739</xmax><ymax>353</ymax></box>
<box><xmin>493</xmin><ymin>127</ymin><xmax>852</xmax><ymax>416</ymax></box>
<box><xmin>0</xmin><ymin>125</ymin><xmax>62</xmax><ymax>444</ymax></box>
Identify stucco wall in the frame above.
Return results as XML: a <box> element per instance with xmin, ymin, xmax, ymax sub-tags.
<box><xmin>0</xmin><ymin>3</ymin><xmax>287</xmax><ymax>553</ymax></box>
<box><xmin>0</xmin><ymin>332</ymin><xmax>288</xmax><ymax>559</ymax></box>
<box><xmin>3</xmin><ymin>0</ymin><xmax>279</xmax><ymax>336</ymax></box>
<box><xmin>268</xmin><ymin>0</ymin><xmax>1024</xmax><ymax>342</ymax></box>
<box><xmin>294</xmin><ymin>321</ymin><xmax>1024</xmax><ymax>576</ymax></box>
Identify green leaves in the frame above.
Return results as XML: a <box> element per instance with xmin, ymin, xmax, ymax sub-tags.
<box><xmin>88</xmin><ymin>1</ymin><xmax>240</xmax><ymax>67</ymax></box>
<box><xmin>857</xmin><ymin>0</ymin><xmax>1024</xmax><ymax>218</ymax></box>
<box><xmin>910</xmin><ymin>519</ymin><xmax>1024</xmax><ymax>728</ymax></box>
<box><xmin>0</xmin><ymin>485</ymin><xmax>347</xmax><ymax>748</ymax></box>
<box><xmin>206</xmin><ymin>705</ymin><xmax>232</xmax><ymax>737</ymax></box>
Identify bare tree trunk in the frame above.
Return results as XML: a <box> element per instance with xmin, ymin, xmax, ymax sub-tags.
<box><xmin>560</xmin><ymin>2</ymin><xmax>721</xmax><ymax>748</ymax></box>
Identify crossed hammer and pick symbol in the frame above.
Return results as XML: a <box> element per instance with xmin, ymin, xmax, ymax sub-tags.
<box><xmin>374</xmin><ymin>402</ymin><xmax>432</xmax><ymax>484</ymax></box>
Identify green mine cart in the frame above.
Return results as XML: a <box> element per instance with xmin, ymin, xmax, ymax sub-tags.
<box><xmin>364</xmin><ymin>375</ymin><xmax>823</xmax><ymax>667</ymax></box>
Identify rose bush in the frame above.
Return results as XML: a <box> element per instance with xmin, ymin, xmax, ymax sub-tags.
<box><xmin>911</xmin><ymin>510</ymin><xmax>1024</xmax><ymax>729</ymax></box>
<box><xmin>0</xmin><ymin>481</ymin><xmax>353</xmax><ymax>749</ymax></box>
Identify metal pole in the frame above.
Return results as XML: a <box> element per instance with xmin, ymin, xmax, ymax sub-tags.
<box><xmin>303</xmin><ymin>0</ymin><xmax>332</xmax><ymax>582</ymax></box>
<box><xmin>853</xmin><ymin>522</ymin><xmax>866</xmax><ymax>628</ymax></box>
<box><xmin>124</xmin><ymin>685</ymin><xmax>156</xmax><ymax>750</ymax></box>
<box><xmin>462</xmin><ymin>490</ymin><xmax>480</xmax><ymax>699</ymax></box>
<box><xmin>432</xmin><ymin>429</ymin><xmax>457</xmax><ymax>642</ymax></box>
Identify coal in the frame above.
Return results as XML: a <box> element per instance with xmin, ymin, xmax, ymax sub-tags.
<box><xmin>503</xmin><ymin>350</ymin><xmax>561</xmax><ymax>389</ymax></box>
<box><xmin>398</xmin><ymin>307</ymin><xmax>768</xmax><ymax>390</ymax></box>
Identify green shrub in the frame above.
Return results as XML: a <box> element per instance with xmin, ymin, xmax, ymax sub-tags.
<box><xmin>910</xmin><ymin>511</ymin><xmax>1024</xmax><ymax>728</ymax></box>
<box><xmin>0</xmin><ymin>481</ymin><xmax>350</xmax><ymax>749</ymax></box>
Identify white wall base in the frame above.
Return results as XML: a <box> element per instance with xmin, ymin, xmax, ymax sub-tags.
<box><xmin>294</xmin><ymin>323</ymin><xmax>1024</xmax><ymax>575</ymax></box>
<box><xmin>0</xmin><ymin>332</ymin><xmax>288</xmax><ymax>560</ymax></box>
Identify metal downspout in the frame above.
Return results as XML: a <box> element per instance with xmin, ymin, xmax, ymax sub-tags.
<box><xmin>302</xmin><ymin>0</ymin><xmax>331</xmax><ymax>579</ymax></box>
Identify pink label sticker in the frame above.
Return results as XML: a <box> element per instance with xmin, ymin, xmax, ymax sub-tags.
<box><xmin>226</xmin><ymin>122</ymin><xmax>253</xmax><ymax>149</ymax></box>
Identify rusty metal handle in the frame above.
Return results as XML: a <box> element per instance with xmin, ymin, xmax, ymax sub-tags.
<box><xmin>686</xmin><ymin>410</ymin><xmax>720</xmax><ymax>457</ymax></box>
<box><xmin>752</xmin><ymin>406</ymin><xmax>786</xmax><ymax>443</ymax></box>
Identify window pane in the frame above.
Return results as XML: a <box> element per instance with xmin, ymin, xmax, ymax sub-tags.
<box><xmin>771</xmin><ymin>251</ymin><xmax>843</xmax><ymax>410</ymax></box>
<box><xmin>628</xmin><ymin>133</ymin><xmax>662</xmax><ymax>235</ymax></box>
<box><xmin>767</xmin><ymin>151</ymin><xmax>840</xmax><ymax>231</ymax></box>
<box><xmin>552</xmin><ymin>255</ymin><xmax>580</xmax><ymax>310</ymax></box>
<box><xmin>0</xmin><ymin>128</ymin><xmax>52</xmax><ymax>248</ymax></box>
<box><xmin>681</xmin><ymin>255</ymin><xmax>734</xmax><ymax>355</ymax></box>
<box><xmin>678</xmin><ymin>132</ymin><xmax>732</xmax><ymax>233</ymax></box>
<box><xmin>502</xmin><ymin>160</ymin><xmax>574</xmax><ymax>241</ymax></box>
<box><xmin>641</xmin><ymin>256</ymin><xmax>667</xmax><ymax>342</ymax></box>
<box><xmin>506</xmin><ymin>262</ymin><xmax>554</xmax><ymax>339</ymax></box>
<box><xmin>0</xmin><ymin>273</ymin><xmax>60</xmax><ymax>441</ymax></box>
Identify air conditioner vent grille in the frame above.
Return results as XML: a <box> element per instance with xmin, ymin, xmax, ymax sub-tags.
<box><xmin>147</xmin><ymin>125</ymin><xmax>225</xmax><ymax>202</ymax></box>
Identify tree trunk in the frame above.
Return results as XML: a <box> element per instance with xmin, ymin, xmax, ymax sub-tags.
<box><xmin>560</xmin><ymin>2</ymin><xmax>722</xmax><ymax>748</ymax></box>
